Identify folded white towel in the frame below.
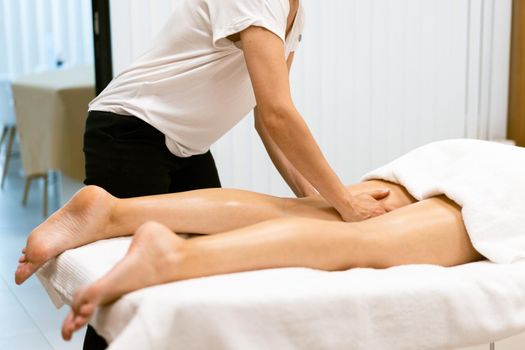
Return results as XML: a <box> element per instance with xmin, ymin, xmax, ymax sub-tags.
<box><xmin>363</xmin><ymin>138</ymin><xmax>525</xmax><ymax>263</ymax></box>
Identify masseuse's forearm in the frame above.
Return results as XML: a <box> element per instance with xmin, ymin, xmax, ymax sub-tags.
<box><xmin>239</xmin><ymin>26</ymin><xmax>351</xmax><ymax>214</ymax></box>
<box><xmin>260</xmin><ymin>106</ymin><xmax>351</xmax><ymax>210</ymax></box>
<box><xmin>255</xmin><ymin>109</ymin><xmax>316</xmax><ymax>197</ymax></box>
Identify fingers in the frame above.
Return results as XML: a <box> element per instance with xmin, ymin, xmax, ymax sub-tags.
<box><xmin>367</xmin><ymin>189</ymin><xmax>390</xmax><ymax>200</ymax></box>
<box><xmin>371</xmin><ymin>205</ymin><xmax>387</xmax><ymax>217</ymax></box>
<box><xmin>383</xmin><ymin>203</ymin><xmax>397</xmax><ymax>212</ymax></box>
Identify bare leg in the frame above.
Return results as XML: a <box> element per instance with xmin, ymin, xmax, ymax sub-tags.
<box><xmin>61</xmin><ymin>196</ymin><xmax>483</xmax><ymax>340</ymax></box>
<box><xmin>109</xmin><ymin>179</ymin><xmax>413</xmax><ymax>234</ymax></box>
<box><xmin>16</xmin><ymin>180</ymin><xmax>413</xmax><ymax>284</ymax></box>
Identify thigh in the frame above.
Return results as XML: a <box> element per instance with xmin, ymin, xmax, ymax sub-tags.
<box><xmin>353</xmin><ymin>196</ymin><xmax>485</xmax><ymax>268</ymax></box>
<box><xmin>287</xmin><ymin>180</ymin><xmax>417</xmax><ymax>221</ymax></box>
<box><xmin>276</xmin><ymin>196</ymin><xmax>483</xmax><ymax>270</ymax></box>
<box><xmin>347</xmin><ymin>180</ymin><xmax>417</xmax><ymax>210</ymax></box>
<box><xmin>83</xmin><ymin>111</ymin><xmax>173</xmax><ymax>198</ymax></box>
<box><xmin>169</xmin><ymin>150</ymin><xmax>221</xmax><ymax>192</ymax></box>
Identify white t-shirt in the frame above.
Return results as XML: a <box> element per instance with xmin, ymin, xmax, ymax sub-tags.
<box><xmin>89</xmin><ymin>0</ymin><xmax>305</xmax><ymax>157</ymax></box>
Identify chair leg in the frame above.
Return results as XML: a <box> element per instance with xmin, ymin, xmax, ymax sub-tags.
<box><xmin>43</xmin><ymin>173</ymin><xmax>48</xmax><ymax>218</ymax></box>
<box><xmin>0</xmin><ymin>125</ymin><xmax>7</xmax><ymax>148</ymax></box>
<box><xmin>1</xmin><ymin>126</ymin><xmax>16</xmax><ymax>189</ymax></box>
<box><xmin>22</xmin><ymin>175</ymin><xmax>31</xmax><ymax>206</ymax></box>
<box><xmin>22</xmin><ymin>173</ymin><xmax>49</xmax><ymax>217</ymax></box>
<box><xmin>0</xmin><ymin>125</ymin><xmax>7</xmax><ymax>188</ymax></box>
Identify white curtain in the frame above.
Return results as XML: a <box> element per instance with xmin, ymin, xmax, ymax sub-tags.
<box><xmin>0</xmin><ymin>0</ymin><xmax>94</xmax><ymax>80</ymax></box>
<box><xmin>109</xmin><ymin>0</ymin><xmax>512</xmax><ymax>196</ymax></box>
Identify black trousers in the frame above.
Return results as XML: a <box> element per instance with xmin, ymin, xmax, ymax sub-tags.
<box><xmin>82</xmin><ymin>110</ymin><xmax>221</xmax><ymax>350</ymax></box>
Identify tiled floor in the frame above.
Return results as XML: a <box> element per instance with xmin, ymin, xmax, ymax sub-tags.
<box><xmin>0</xmin><ymin>150</ymin><xmax>84</xmax><ymax>349</ymax></box>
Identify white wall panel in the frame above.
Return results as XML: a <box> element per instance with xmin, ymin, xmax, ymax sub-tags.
<box><xmin>0</xmin><ymin>0</ymin><xmax>94</xmax><ymax>80</ymax></box>
<box><xmin>108</xmin><ymin>0</ymin><xmax>512</xmax><ymax>196</ymax></box>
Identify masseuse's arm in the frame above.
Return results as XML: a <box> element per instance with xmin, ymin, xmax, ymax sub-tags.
<box><xmin>241</xmin><ymin>26</ymin><xmax>389</xmax><ymax>221</ymax></box>
<box><xmin>254</xmin><ymin>53</ymin><xmax>317</xmax><ymax>197</ymax></box>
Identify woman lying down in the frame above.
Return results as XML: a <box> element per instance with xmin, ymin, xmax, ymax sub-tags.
<box><xmin>14</xmin><ymin>139</ymin><xmax>525</xmax><ymax>341</ymax></box>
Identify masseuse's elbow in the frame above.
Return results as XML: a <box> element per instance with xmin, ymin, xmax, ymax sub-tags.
<box><xmin>257</xmin><ymin>103</ymin><xmax>295</xmax><ymax>132</ymax></box>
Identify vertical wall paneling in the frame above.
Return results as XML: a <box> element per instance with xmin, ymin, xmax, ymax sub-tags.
<box><xmin>50</xmin><ymin>0</ymin><xmax>64</xmax><ymax>64</ymax></box>
<box><xmin>0</xmin><ymin>3</ymin><xmax>6</xmax><ymax>77</ymax></box>
<box><xmin>81</xmin><ymin>0</ymin><xmax>94</xmax><ymax>63</ymax></box>
<box><xmin>2</xmin><ymin>1</ymin><xmax>19</xmax><ymax>77</ymax></box>
<box><xmin>19</xmin><ymin>0</ymin><xmax>31</xmax><ymax>73</ymax></box>
<box><xmin>67</xmin><ymin>0</ymin><xmax>80</xmax><ymax>64</ymax></box>
<box><xmin>488</xmin><ymin>0</ymin><xmax>512</xmax><ymax>140</ymax></box>
<box><xmin>0</xmin><ymin>0</ymin><xmax>94</xmax><ymax>79</ymax></box>
<box><xmin>35</xmin><ymin>0</ymin><xmax>49</xmax><ymax>70</ymax></box>
<box><xmin>108</xmin><ymin>0</ymin><xmax>512</xmax><ymax>195</ymax></box>
<box><xmin>109</xmin><ymin>0</ymin><xmax>133</xmax><ymax>76</ymax></box>
<box><xmin>465</xmin><ymin>0</ymin><xmax>478</xmax><ymax>138</ymax></box>
<box><xmin>478</xmin><ymin>0</ymin><xmax>494</xmax><ymax>140</ymax></box>
<box><xmin>130</xmin><ymin>1</ymin><xmax>152</xmax><ymax>59</ymax></box>
<box><xmin>465</xmin><ymin>0</ymin><xmax>512</xmax><ymax>140</ymax></box>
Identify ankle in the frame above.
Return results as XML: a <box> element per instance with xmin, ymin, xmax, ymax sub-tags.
<box><xmin>164</xmin><ymin>239</ymin><xmax>190</xmax><ymax>281</ymax></box>
<box><xmin>102</xmin><ymin>196</ymin><xmax>120</xmax><ymax>238</ymax></box>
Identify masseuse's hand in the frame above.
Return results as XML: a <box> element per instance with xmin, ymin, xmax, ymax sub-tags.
<box><xmin>338</xmin><ymin>189</ymin><xmax>391</xmax><ymax>222</ymax></box>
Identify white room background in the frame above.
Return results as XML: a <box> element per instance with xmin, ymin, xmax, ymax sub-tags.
<box><xmin>109</xmin><ymin>0</ymin><xmax>512</xmax><ymax>196</ymax></box>
<box><xmin>0</xmin><ymin>0</ymin><xmax>93</xmax><ymax>123</ymax></box>
<box><xmin>0</xmin><ymin>0</ymin><xmax>94</xmax><ymax>79</ymax></box>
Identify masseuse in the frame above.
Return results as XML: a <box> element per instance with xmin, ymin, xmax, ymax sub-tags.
<box><xmin>82</xmin><ymin>0</ymin><xmax>389</xmax><ymax>346</ymax></box>
<box><xmin>86</xmin><ymin>0</ymin><xmax>390</xmax><ymax>220</ymax></box>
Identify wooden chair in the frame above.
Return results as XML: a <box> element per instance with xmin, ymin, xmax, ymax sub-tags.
<box><xmin>22</xmin><ymin>173</ymin><xmax>49</xmax><ymax>218</ymax></box>
<box><xmin>0</xmin><ymin>79</ymin><xmax>16</xmax><ymax>190</ymax></box>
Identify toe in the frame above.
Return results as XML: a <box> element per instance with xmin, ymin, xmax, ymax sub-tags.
<box><xmin>79</xmin><ymin>303</ymin><xmax>95</xmax><ymax>317</ymax></box>
<box><xmin>62</xmin><ymin>311</ymin><xmax>75</xmax><ymax>340</ymax></box>
<box><xmin>74</xmin><ymin>314</ymin><xmax>88</xmax><ymax>329</ymax></box>
<box><xmin>62</xmin><ymin>327</ymin><xmax>72</xmax><ymax>341</ymax></box>
<box><xmin>15</xmin><ymin>262</ymin><xmax>33</xmax><ymax>285</ymax></box>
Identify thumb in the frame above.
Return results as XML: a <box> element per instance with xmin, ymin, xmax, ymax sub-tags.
<box><xmin>367</xmin><ymin>188</ymin><xmax>390</xmax><ymax>200</ymax></box>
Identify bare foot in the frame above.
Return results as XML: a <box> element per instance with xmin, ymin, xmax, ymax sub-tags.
<box><xmin>15</xmin><ymin>186</ymin><xmax>115</xmax><ymax>285</ymax></box>
<box><xmin>61</xmin><ymin>222</ymin><xmax>184</xmax><ymax>340</ymax></box>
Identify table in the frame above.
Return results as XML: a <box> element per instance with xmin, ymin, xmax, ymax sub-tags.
<box><xmin>12</xmin><ymin>66</ymin><xmax>95</xmax><ymax>216</ymax></box>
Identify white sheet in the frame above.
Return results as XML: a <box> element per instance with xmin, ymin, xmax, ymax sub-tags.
<box><xmin>38</xmin><ymin>241</ymin><xmax>525</xmax><ymax>350</ymax></box>
<box><xmin>363</xmin><ymin>138</ymin><xmax>525</xmax><ymax>264</ymax></box>
<box><xmin>37</xmin><ymin>138</ymin><xmax>525</xmax><ymax>349</ymax></box>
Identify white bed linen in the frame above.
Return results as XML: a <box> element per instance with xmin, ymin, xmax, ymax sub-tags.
<box><xmin>37</xmin><ymin>237</ymin><xmax>525</xmax><ymax>350</ymax></box>
<box><xmin>362</xmin><ymin>138</ymin><xmax>525</xmax><ymax>264</ymax></box>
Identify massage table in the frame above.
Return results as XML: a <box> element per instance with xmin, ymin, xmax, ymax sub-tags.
<box><xmin>38</xmin><ymin>239</ymin><xmax>525</xmax><ymax>350</ymax></box>
<box><xmin>37</xmin><ymin>139</ymin><xmax>525</xmax><ymax>349</ymax></box>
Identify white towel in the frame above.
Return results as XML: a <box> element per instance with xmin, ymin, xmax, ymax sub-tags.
<box><xmin>362</xmin><ymin>138</ymin><xmax>525</xmax><ymax>264</ymax></box>
<box><xmin>38</xmin><ymin>247</ymin><xmax>525</xmax><ymax>350</ymax></box>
